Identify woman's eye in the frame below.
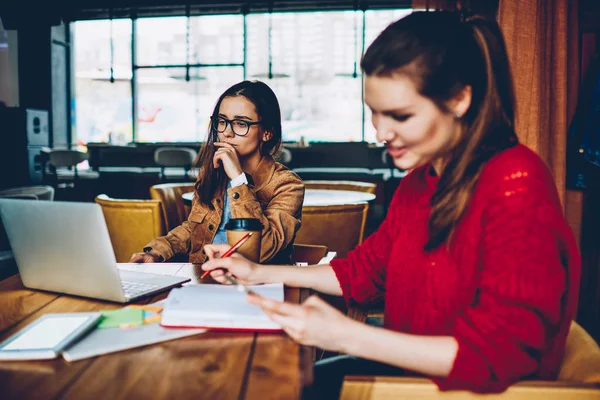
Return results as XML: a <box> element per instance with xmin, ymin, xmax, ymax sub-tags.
<box><xmin>234</xmin><ymin>120</ymin><xmax>249</xmax><ymax>128</ymax></box>
<box><xmin>217</xmin><ymin>119</ymin><xmax>227</xmax><ymax>126</ymax></box>
<box><xmin>392</xmin><ymin>114</ymin><xmax>412</xmax><ymax>122</ymax></box>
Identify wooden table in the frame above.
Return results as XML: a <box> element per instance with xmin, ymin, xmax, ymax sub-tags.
<box><xmin>182</xmin><ymin>189</ymin><xmax>376</xmax><ymax>207</ymax></box>
<box><xmin>0</xmin><ymin>265</ymin><xmax>312</xmax><ymax>400</ymax></box>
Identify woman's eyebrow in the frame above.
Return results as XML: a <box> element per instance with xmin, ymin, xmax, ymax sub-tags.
<box><xmin>381</xmin><ymin>107</ymin><xmax>412</xmax><ymax>116</ymax></box>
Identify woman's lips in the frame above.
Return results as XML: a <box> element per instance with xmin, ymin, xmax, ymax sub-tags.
<box><xmin>386</xmin><ymin>146</ymin><xmax>408</xmax><ymax>158</ymax></box>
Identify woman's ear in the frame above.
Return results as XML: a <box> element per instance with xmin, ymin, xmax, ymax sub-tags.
<box><xmin>262</xmin><ymin>130</ymin><xmax>273</xmax><ymax>142</ymax></box>
<box><xmin>451</xmin><ymin>85</ymin><xmax>472</xmax><ymax>118</ymax></box>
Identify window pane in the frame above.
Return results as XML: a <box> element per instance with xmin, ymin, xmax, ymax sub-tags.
<box><xmin>364</xmin><ymin>9</ymin><xmax>413</xmax><ymax>48</ymax></box>
<box><xmin>247</xmin><ymin>11</ymin><xmax>363</xmax><ymax>143</ymax></box>
<box><xmin>363</xmin><ymin>9</ymin><xmax>413</xmax><ymax>143</ymax></box>
<box><xmin>136</xmin><ymin>17</ymin><xmax>187</xmax><ymax>66</ymax></box>
<box><xmin>73</xmin><ymin>19</ymin><xmax>132</xmax><ymax>145</ymax></box>
<box><xmin>189</xmin><ymin>15</ymin><xmax>244</xmax><ymax>64</ymax></box>
<box><xmin>136</xmin><ymin>15</ymin><xmax>243</xmax><ymax>66</ymax></box>
<box><xmin>136</xmin><ymin>67</ymin><xmax>243</xmax><ymax>142</ymax></box>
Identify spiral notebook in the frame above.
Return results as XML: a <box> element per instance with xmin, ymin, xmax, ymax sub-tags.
<box><xmin>160</xmin><ymin>283</ymin><xmax>284</xmax><ymax>332</ymax></box>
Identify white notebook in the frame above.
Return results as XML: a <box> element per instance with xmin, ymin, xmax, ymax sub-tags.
<box><xmin>161</xmin><ymin>283</ymin><xmax>284</xmax><ymax>331</ymax></box>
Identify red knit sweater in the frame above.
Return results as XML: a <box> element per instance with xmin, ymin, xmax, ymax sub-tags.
<box><xmin>330</xmin><ymin>145</ymin><xmax>581</xmax><ymax>392</ymax></box>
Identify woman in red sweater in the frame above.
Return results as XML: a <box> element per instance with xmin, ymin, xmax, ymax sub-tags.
<box><xmin>202</xmin><ymin>11</ymin><xmax>581</xmax><ymax>397</ymax></box>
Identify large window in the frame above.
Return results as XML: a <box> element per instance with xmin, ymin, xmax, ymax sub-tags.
<box><xmin>72</xmin><ymin>9</ymin><xmax>411</xmax><ymax>145</ymax></box>
<box><xmin>73</xmin><ymin>19</ymin><xmax>132</xmax><ymax>145</ymax></box>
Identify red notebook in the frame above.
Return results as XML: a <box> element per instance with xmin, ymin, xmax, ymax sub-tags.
<box><xmin>160</xmin><ymin>283</ymin><xmax>283</xmax><ymax>332</ymax></box>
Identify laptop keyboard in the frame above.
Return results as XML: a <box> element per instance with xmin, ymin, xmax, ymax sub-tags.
<box><xmin>121</xmin><ymin>281</ymin><xmax>162</xmax><ymax>298</ymax></box>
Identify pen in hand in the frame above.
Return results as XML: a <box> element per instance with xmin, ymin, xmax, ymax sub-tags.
<box><xmin>223</xmin><ymin>273</ymin><xmax>256</xmax><ymax>295</ymax></box>
<box><xmin>200</xmin><ymin>232</ymin><xmax>253</xmax><ymax>279</ymax></box>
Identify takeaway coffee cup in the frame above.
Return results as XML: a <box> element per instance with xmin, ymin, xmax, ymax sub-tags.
<box><xmin>225</xmin><ymin>218</ymin><xmax>264</xmax><ymax>263</ymax></box>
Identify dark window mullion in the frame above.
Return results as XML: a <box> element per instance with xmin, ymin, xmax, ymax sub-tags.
<box><xmin>361</xmin><ymin>9</ymin><xmax>366</xmax><ymax>142</ymax></box>
<box><xmin>131</xmin><ymin>17</ymin><xmax>137</xmax><ymax>142</ymax></box>
<box><xmin>66</xmin><ymin>23</ymin><xmax>73</xmax><ymax>148</ymax></box>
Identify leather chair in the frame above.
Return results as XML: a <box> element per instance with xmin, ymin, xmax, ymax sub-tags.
<box><xmin>295</xmin><ymin>203</ymin><xmax>369</xmax><ymax>259</ymax></box>
<box><xmin>149</xmin><ymin>182</ymin><xmax>196</xmax><ymax>231</ymax></box>
<box><xmin>154</xmin><ymin>147</ymin><xmax>198</xmax><ymax>181</ymax></box>
<box><xmin>304</xmin><ymin>180</ymin><xmax>377</xmax><ymax>194</ymax></box>
<box><xmin>95</xmin><ymin>194</ymin><xmax>166</xmax><ymax>263</ymax></box>
<box><xmin>340</xmin><ymin>321</ymin><xmax>600</xmax><ymax>400</ymax></box>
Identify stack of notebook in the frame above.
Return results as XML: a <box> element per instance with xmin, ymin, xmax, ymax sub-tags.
<box><xmin>160</xmin><ymin>283</ymin><xmax>284</xmax><ymax>332</ymax></box>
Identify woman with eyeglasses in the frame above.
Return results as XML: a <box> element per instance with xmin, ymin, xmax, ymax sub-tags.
<box><xmin>201</xmin><ymin>12</ymin><xmax>580</xmax><ymax>398</ymax></box>
<box><xmin>131</xmin><ymin>80</ymin><xmax>304</xmax><ymax>265</ymax></box>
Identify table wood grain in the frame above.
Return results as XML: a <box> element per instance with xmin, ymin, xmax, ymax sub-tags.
<box><xmin>0</xmin><ymin>265</ymin><xmax>311</xmax><ymax>400</ymax></box>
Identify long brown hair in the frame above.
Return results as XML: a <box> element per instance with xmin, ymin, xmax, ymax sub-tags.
<box><xmin>194</xmin><ymin>80</ymin><xmax>282</xmax><ymax>206</ymax></box>
<box><xmin>361</xmin><ymin>11</ymin><xmax>518</xmax><ymax>251</ymax></box>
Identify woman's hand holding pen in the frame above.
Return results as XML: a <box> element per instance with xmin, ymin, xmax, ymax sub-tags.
<box><xmin>203</xmin><ymin>243</ymin><xmax>355</xmax><ymax>351</ymax></box>
<box><xmin>202</xmin><ymin>243</ymin><xmax>262</xmax><ymax>285</ymax></box>
<box><xmin>248</xmin><ymin>294</ymin><xmax>356</xmax><ymax>353</ymax></box>
<box><xmin>213</xmin><ymin>142</ymin><xmax>243</xmax><ymax>179</ymax></box>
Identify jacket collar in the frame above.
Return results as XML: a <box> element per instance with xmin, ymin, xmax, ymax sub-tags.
<box><xmin>252</xmin><ymin>155</ymin><xmax>276</xmax><ymax>192</ymax></box>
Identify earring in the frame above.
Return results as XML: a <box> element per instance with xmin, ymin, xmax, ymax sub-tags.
<box><xmin>455</xmin><ymin>111</ymin><xmax>463</xmax><ymax>119</ymax></box>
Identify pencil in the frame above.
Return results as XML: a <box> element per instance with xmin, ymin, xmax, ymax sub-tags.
<box><xmin>200</xmin><ymin>232</ymin><xmax>253</xmax><ymax>279</ymax></box>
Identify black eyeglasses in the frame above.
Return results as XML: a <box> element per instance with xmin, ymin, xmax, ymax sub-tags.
<box><xmin>211</xmin><ymin>116</ymin><xmax>261</xmax><ymax>137</ymax></box>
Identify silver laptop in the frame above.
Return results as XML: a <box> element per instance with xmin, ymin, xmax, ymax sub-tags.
<box><xmin>0</xmin><ymin>199</ymin><xmax>190</xmax><ymax>303</ymax></box>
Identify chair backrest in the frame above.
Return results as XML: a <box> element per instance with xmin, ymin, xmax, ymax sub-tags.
<box><xmin>275</xmin><ymin>148</ymin><xmax>292</xmax><ymax>165</ymax></box>
<box><xmin>295</xmin><ymin>203</ymin><xmax>369</xmax><ymax>258</ymax></box>
<box><xmin>95</xmin><ymin>194</ymin><xmax>166</xmax><ymax>263</ymax></box>
<box><xmin>48</xmin><ymin>149</ymin><xmax>88</xmax><ymax>168</ymax></box>
<box><xmin>304</xmin><ymin>180</ymin><xmax>377</xmax><ymax>194</ymax></box>
<box><xmin>340</xmin><ymin>376</ymin><xmax>600</xmax><ymax>400</ymax></box>
<box><xmin>291</xmin><ymin>244</ymin><xmax>328</xmax><ymax>265</ymax></box>
<box><xmin>558</xmin><ymin>321</ymin><xmax>600</xmax><ymax>383</ymax></box>
<box><xmin>154</xmin><ymin>147</ymin><xmax>198</xmax><ymax>168</ymax></box>
<box><xmin>149</xmin><ymin>182</ymin><xmax>196</xmax><ymax>231</ymax></box>
<box><xmin>0</xmin><ymin>185</ymin><xmax>55</xmax><ymax>201</ymax></box>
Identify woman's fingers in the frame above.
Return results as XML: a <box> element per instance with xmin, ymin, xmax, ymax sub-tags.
<box><xmin>213</xmin><ymin>142</ymin><xmax>235</xmax><ymax>149</ymax></box>
<box><xmin>213</xmin><ymin>148</ymin><xmax>235</xmax><ymax>168</ymax></box>
<box><xmin>253</xmin><ymin>296</ymin><xmax>306</xmax><ymax>319</ymax></box>
<box><xmin>265</xmin><ymin>310</ymin><xmax>305</xmax><ymax>331</ymax></box>
<box><xmin>247</xmin><ymin>292</ymin><xmax>264</xmax><ymax>305</ymax></box>
<box><xmin>129</xmin><ymin>253</ymin><xmax>157</xmax><ymax>263</ymax></box>
<box><xmin>247</xmin><ymin>294</ymin><xmax>301</xmax><ymax>319</ymax></box>
<box><xmin>247</xmin><ymin>294</ymin><xmax>312</xmax><ymax>343</ymax></box>
<box><xmin>202</xmin><ymin>254</ymin><xmax>235</xmax><ymax>273</ymax></box>
<box><xmin>203</xmin><ymin>244</ymin><xmax>231</xmax><ymax>260</ymax></box>
<box><xmin>210</xmin><ymin>270</ymin><xmax>228</xmax><ymax>284</ymax></box>
<box><xmin>130</xmin><ymin>253</ymin><xmax>144</xmax><ymax>262</ymax></box>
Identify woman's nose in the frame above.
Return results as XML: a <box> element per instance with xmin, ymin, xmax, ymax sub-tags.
<box><xmin>223</xmin><ymin>123</ymin><xmax>235</xmax><ymax>138</ymax></box>
<box><xmin>376</xmin><ymin>130</ymin><xmax>390</xmax><ymax>143</ymax></box>
<box><xmin>374</xmin><ymin>120</ymin><xmax>395</xmax><ymax>143</ymax></box>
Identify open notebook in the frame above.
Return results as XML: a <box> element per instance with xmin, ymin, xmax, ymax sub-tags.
<box><xmin>161</xmin><ymin>283</ymin><xmax>284</xmax><ymax>331</ymax></box>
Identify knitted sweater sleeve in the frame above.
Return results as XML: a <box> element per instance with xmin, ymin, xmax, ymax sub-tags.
<box><xmin>435</xmin><ymin>158</ymin><xmax>577</xmax><ymax>392</ymax></box>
